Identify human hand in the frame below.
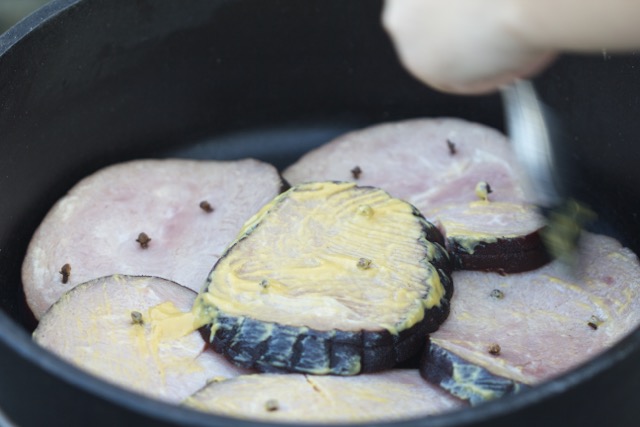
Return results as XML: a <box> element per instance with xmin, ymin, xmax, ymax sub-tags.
<box><xmin>382</xmin><ymin>0</ymin><xmax>640</xmax><ymax>95</ymax></box>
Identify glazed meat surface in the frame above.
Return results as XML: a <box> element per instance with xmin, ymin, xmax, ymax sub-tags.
<box><xmin>33</xmin><ymin>275</ymin><xmax>249</xmax><ymax>403</ymax></box>
<box><xmin>184</xmin><ymin>370</ymin><xmax>464</xmax><ymax>422</ymax></box>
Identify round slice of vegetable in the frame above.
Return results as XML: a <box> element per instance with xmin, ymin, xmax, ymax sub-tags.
<box><xmin>183</xmin><ymin>370</ymin><xmax>464</xmax><ymax>422</ymax></box>
<box><xmin>430</xmin><ymin>201</ymin><xmax>549</xmax><ymax>273</ymax></box>
<box><xmin>33</xmin><ymin>275</ymin><xmax>249</xmax><ymax>404</ymax></box>
<box><xmin>197</xmin><ymin>181</ymin><xmax>453</xmax><ymax>375</ymax></box>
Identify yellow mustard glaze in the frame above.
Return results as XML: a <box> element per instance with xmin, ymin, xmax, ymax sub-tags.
<box><xmin>424</xmin><ymin>263</ymin><xmax>445</xmax><ymax>309</ymax></box>
<box><xmin>192</xmin><ymin>294</ymin><xmax>220</xmax><ymax>332</ymax></box>
<box><xmin>236</xmin><ymin>188</ymin><xmax>291</xmax><ymax>237</ymax></box>
<box><xmin>200</xmin><ymin>181</ymin><xmax>447</xmax><ymax>333</ymax></box>
<box><xmin>448</xmin><ymin>235</ymin><xmax>488</xmax><ymax>255</ymax></box>
<box><xmin>451</xmin><ymin>363</ymin><xmax>503</xmax><ymax>401</ymax></box>
<box><xmin>474</xmin><ymin>182</ymin><xmax>491</xmax><ymax>201</ymax></box>
<box><xmin>148</xmin><ymin>301</ymin><xmax>206</xmax><ymax>342</ymax></box>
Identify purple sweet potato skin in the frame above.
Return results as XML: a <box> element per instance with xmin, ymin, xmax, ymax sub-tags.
<box><xmin>450</xmin><ymin>231</ymin><xmax>550</xmax><ymax>273</ymax></box>
<box><xmin>421</xmin><ymin>338</ymin><xmax>529</xmax><ymax>406</ymax></box>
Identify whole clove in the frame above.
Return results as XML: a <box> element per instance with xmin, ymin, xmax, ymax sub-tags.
<box><xmin>59</xmin><ymin>263</ymin><xmax>71</xmax><ymax>284</ymax></box>
<box><xmin>199</xmin><ymin>200</ymin><xmax>214</xmax><ymax>213</ymax></box>
<box><xmin>136</xmin><ymin>232</ymin><xmax>151</xmax><ymax>249</ymax></box>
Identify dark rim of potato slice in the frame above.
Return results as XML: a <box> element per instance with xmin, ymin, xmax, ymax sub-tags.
<box><xmin>199</xmin><ymin>181</ymin><xmax>454</xmax><ymax>375</ymax></box>
<box><xmin>449</xmin><ymin>231</ymin><xmax>551</xmax><ymax>274</ymax></box>
<box><xmin>204</xmin><ymin>276</ymin><xmax>452</xmax><ymax>375</ymax></box>
<box><xmin>421</xmin><ymin>338</ymin><xmax>530</xmax><ymax>406</ymax></box>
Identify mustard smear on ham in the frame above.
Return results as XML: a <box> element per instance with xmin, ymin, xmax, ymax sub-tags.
<box><xmin>33</xmin><ymin>275</ymin><xmax>247</xmax><ymax>404</ymax></box>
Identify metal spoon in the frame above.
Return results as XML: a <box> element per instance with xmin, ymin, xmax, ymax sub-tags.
<box><xmin>501</xmin><ymin>80</ymin><xmax>560</xmax><ymax>207</ymax></box>
<box><xmin>501</xmin><ymin>80</ymin><xmax>594</xmax><ymax>265</ymax></box>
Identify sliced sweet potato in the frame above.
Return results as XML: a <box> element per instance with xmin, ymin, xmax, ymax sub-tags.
<box><xmin>197</xmin><ymin>181</ymin><xmax>453</xmax><ymax>374</ymax></box>
<box><xmin>430</xmin><ymin>201</ymin><xmax>549</xmax><ymax>273</ymax></box>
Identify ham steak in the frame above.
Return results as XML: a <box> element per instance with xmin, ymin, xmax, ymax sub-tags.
<box><xmin>22</xmin><ymin>158</ymin><xmax>284</xmax><ymax>319</ymax></box>
<box><xmin>424</xmin><ymin>232</ymin><xmax>640</xmax><ymax>392</ymax></box>
<box><xmin>183</xmin><ymin>370</ymin><xmax>464</xmax><ymax>422</ymax></box>
<box><xmin>33</xmin><ymin>275</ymin><xmax>250</xmax><ymax>404</ymax></box>
<box><xmin>283</xmin><ymin>118</ymin><xmax>528</xmax><ymax>212</ymax></box>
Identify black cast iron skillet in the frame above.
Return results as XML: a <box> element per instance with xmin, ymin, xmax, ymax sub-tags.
<box><xmin>2</xmin><ymin>1</ymin><xmax>640</xmax><ymax>426</ymax></box>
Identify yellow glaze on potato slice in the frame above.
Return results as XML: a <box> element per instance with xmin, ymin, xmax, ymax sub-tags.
<box><xmin>199</xmin><ymin>181</ymin><xmax>447</xmax><ymax>334</ymax></box>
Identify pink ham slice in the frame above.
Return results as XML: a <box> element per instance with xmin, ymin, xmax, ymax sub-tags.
<box><xmin>33</xmin><ymin>275</ymin><xmax>250</xmax><ymax>404</ymax></box>
<box><xmin>283</xmin><ymin>118</ymin><xmax>547</xmax><ymax>273</ymax></box>
<box><xmin>427</xmin><ymin>231</ymin><xmax>640</xmax><ymax>386</ymax></box>
<box><xmin>22</xmin><ymin>158</ymin><xmax>284</xmax><ymax>319</ymax></box>
<box><xmin>283</xmin><ymin>118</ymin><xmax>528</xmax><ymax>214</ymax></box>
<box><xmin>183</xmin><ymin>370</ymin><xmax>465</xmax><ymax>422</ymax></box>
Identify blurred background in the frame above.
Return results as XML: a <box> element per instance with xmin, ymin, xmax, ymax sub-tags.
<box><xmin>0</xmin><ymin>0</ymin><xmax>49</xmax><ymax>33</ymax></box>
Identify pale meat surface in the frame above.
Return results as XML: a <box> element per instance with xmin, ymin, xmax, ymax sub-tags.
<box><xmin>22</xmin><ymin>158</ymin><xmax>283</xmax><ymax>319</ymax></box>
<box><xmin>283</xmin><ymin>118</ymin><xmax>528</xmax><ymax>219</ymax></box>
<box><xmin>184</xmin><ymin>370</ymin><xmax>464</xmax><ymax>422</ymax></box>
<box><xmin>33</xmin><ymin>275</ymin><xmax>249</xmax><ymax>404</ymax></box>
<box><xmin>429</xmin><ymin>201</ymin><xmax>544</xmax><ymax>241</ymax></box>
<box><xmin>431</xmin><ymin>232</ymin><xmax>640</xmax><ymax>384</ymax></box>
